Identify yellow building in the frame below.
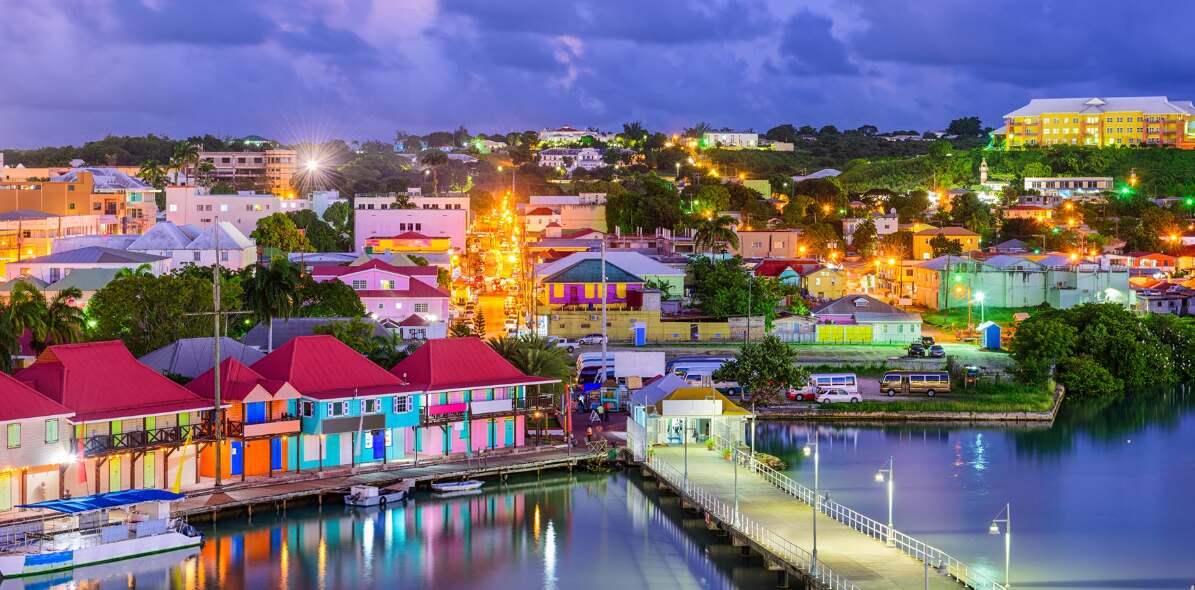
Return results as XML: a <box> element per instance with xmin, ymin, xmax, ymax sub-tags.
<box><xmin>912</xmin><ymin>227</ymin><xmax>981</xmax><ymax>260</ymax></box>
<box><xmin>1003</xmin><ymin>96</ymin><xmax>1195</xmax><ymax>148</ymax></box>
<box><xmin>543</xmin><ymin>309</ymin><xmax>736</xmax><ymax>343</ymax></box>
<box><xmin>801</xmin><ymin>267</ymin><xmax>848</xmax><ymax>299</ymax></box>
<box><xmin>363</xmin><ymin>231</ymin><xmax>452</xmax><ymax>255</ymax></box>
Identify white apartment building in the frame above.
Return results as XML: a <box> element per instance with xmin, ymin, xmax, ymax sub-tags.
<box><xmin>1023</xmin><ymin>177</ymin><xmax>1113</xmax><ymax>197</ymax></box>
<box><xmin>198</xmin><ymin>148</ymin><xmax>297</xmax><ymax>195</ymax></box>
<box><xmin>843</xmin><ymin>209</ymin><xmax>899</xmax><ymax>245</ymax></box>
<box><xmin>537</xmin><ymin>148</ymin><xmax>606</xmax><ymax>172</ymax></box>
<box><xmin>165</xmin><ymin>186</ymin><xmax>309</xmax><ymax>235</ymax></box>
<box><xmin>702</xmin><ymin>132</ymin><xmax>759</xmax><ymax>149</ymax></box>
<box><xmin>538</xmin><ymin>126</ymin><xmax>616</xmax><ymax>143</ymax></box>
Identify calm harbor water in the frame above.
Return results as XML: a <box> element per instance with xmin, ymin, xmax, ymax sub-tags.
<box><xmin>20</xmin><ymin>471</ymin><xmax>770</xmax><ymax>590</ymax></box>
<box><xmin>16</xmin><ymin>390</ymin><xmax>1194</xmax><ymax>590</ymax></box>
<box><xmin>756</xmin><ymin>388</ymin><xmax>1195</xmax><ymax>590</ymax></box>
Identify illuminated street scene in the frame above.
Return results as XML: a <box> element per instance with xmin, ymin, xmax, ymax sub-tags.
<box><xmin>0</xmin><ymin>1</ymin><xmax>1192</xmax><ymax>589</ymax></box>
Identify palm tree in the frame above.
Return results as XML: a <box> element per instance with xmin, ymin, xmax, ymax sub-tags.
<box><xmin>115</xmin><ymin>263</ymin><xmax>155</xmax><ymax>279</ymax></box>
<box><xmin>242</xmin><ymin>258</ymin><xmax>300</xmax><ymax>352</ymax></box>
<box><xmin>692</xmin><ymin>214</ymin><xmax>740</xmax><ymax>256</ymax></box>
<box><xmin>369</xmin><ymin>330</ymin><xmax>413</xmax><ymax>368</ymax></box>
<box><xmin>488</xmin><ymin>335</ymin><xmax>573</xmax><ymax>390</ymax></box>
<box><xmin>8</xmin><ymin>282</ymin><xmax>84</xmax><ymax>353</ymax></box>
<box><xmin>0</xmin><ymin>311</ymin><xmax>19</xmax><ymax>373</ymax></box>
<box><xmin>170</xmin><ymin>141</ymin><xmax>201</xmax><ymax>185</ymax></box>
<box><xmin>420</xmin><ymin>150</ymin><xmax>449</xmax><ymax>194</ymax></box>
<box><xmin>137</xmin><ymin>160</ymin><xmax>169</xmax><ymax>188</ymax></box>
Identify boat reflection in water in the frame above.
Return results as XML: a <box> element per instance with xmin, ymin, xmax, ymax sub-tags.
<box><xmin>35</xmin><ymin>472</ymin><xmax>771</xmax><ymax>590</ymax></box>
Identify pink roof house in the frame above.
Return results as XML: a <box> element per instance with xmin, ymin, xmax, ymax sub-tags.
<box><xmin>309</xmin><ymin>259</ymin><xmax>449</xmax><ymax>331</ymax></box>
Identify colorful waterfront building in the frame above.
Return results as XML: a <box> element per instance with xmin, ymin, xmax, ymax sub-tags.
<box><xmin>188</xmin><ymin>358</ymin><xmax>301</xmax><ymax>479</ymax></box>
<box><xmin>0</xmin><ymin>372</ymin><xmax>75</xmax><ymax>509</ymax></box>
<box><xmin>251</xmin><ymin>336</ymin><xmax>418</xmax><ymax>470</ymax></box>
<box><xmin>389</xmin><ymin>338</ymin><xmax>559</xmax><ymax>459</ymax></box>
<box><xmin>15</xmin><ymin>341</ymin><xmax>214</xmax><ymax>496</ymax></box>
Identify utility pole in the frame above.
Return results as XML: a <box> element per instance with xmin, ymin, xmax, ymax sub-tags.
<box><xmin>599</xmin><ymin>239</ymin><xmax>608</xmax><ymax>394</ymax></box>
<box><xmin>185</xmin><ymin>219</ymin><xmax>251</xmax><ymax>489</ymax></box>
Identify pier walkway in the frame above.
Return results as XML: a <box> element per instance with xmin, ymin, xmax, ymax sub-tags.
<box><xmin>643</xmin><ymin>434</ymin><xmax>1005</xmax><ymax>590</ymax></box>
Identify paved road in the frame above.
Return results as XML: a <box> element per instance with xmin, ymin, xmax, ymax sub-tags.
<box><xmin>476</xmin><ymin>294</ymin><xmax>510</xmax><ymax>337</ymax></box>
<box><xmin>652</xmin><ymin>447</ymin><xmax>965</xmax><ymax>590</ymax></box>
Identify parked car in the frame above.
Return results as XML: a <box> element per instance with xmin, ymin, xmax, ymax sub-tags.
<box><xmin>547</xmin><ymin>336</ymin><xmax>578</xmax><ymax>353</ymax></box>
<box><xmin>787</xmin><ymin>387</ymin><xmax>818</xmax><ymax>402</ymax></box>
<box><xmin>907</xmin><ymin>343</ymin><xmax>926</xmax><ymax>358</ymax></box>
<box><xmin>578</xmin><ymin>333</ymin><xmax>607</xmax><ymax>345</ymax></box>
<box><xmin>816</xmin><ymin>388</ymin><xmax>862</xmax><ymax>404</ymax></box>
<box><xmin>928</xmin><ymin>344</ymin><xmax>946</xmax><ymax>358</ymax></box>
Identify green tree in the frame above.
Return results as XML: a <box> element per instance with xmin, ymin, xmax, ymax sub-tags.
<box><xmin>488</xmin><ymin>335</ymin><xmax>572</xmax><ymax>390</ymax></box>
<box><xmin>252</xmin><ymin>213</ymin><xmax>313</xmax><ymax>253</ymax></box>
<box><xmin>887</xmin><ymin>191</ymin><xmax>930</xmax><ymax>223</ymax></box>
<box><xmin>688</xmin><ymin>256</ymin><xmax>782</xmax><ymax>321</ymax></box>
<box><xmin>169</xmin><ymin>141</ymin><xmax>200</xmax><ymax>185</ymax></box>
<box><xmin>312</xmin><ymin>318</ymin><xmax>377</xmax><ymax>356</ymax></box>
<box><xmin>296</xmin><ymin>276</ymin><xmax>366</xmax><ymax>317</ymax></box>
<box><xmin>946</xmin><ymin>116</ymin><xmax>985</xmax><ymax>137</ymax></box>
<box><xmin>691</xmin><ymin>185</ymin><xmax>731</xmax><ymax>215</ymax></box>
<box><xmin>605</xmin><ymin>173</ymin><xmax>681</xmax><ymax>232</ymax></box>
<box><xmin>136</xmin><ymin>160</ymin><xmax>170</xmax><ymax>210</ymax></box>
<box><xmin>86</xmin><ymin>274</ymin><xmax>224</xmax><ymax>356</ymax></box>
<box><xmin>781</xmin><ymin>195</ymin><xmax>814</xmax><ymax>226</ymax></box>
<box><xmin>800</xmin><ymin>222</ymin><xmax>843</xmax><ymax>257</ymax></box>
<box><xmin>116</xmin><ymin>263</ymin><xmax>155</xmax><ymax>279</ymax></box>
<box><xmin>1056</xmin><ymin>356</ymin><xmax>1121</xmax><ymax>399</ymax></box>
<box><xmin>851</xmin><ymin>218</ymin><xmax>878</xmax><ymax>257</ymax></box>
<box><xmin>877</xmin><ymin>231</ymin><xmax>913</xmax><ymax>259</ymax></box>
<box><xmin>287</xmin><ymin>210</ymin><xmax>340</xmax><ymax>252</ymax></box>
<box><xmin>370</xmin><ymin>331</ymin><xmax>417</xmax><ymax>367</ymax></box>
<box><xmin>322</xmin><ymin>201</ymin><xmax>353</xmax><ymax>248</ymax></box>
<box><xmin>241</xmin><ymin>257</ymin><xmax>301</xmax><ymax>351</ymax></box>
<box><xmin>950</xmin><ymin>192</ymin><xmax>994</xmax><ymax>235</ymax></box>
<box><xmin>472</xmin><ymin>309</ymin><xmax>487</xmax><ymax>339</ymax></box>
<box><xmin>1009</xmin><ymin>313</ymin><xmax>1077</xmax><ymax>383</ymax></box>
<box><xmin>449</xmin><ymin>320</ymin><xmax>474</xmax><ymax>337</ymax></box>
<box><xmin>713</xmin><ymin>335</ymin><xmax>808</xmax><ymax>405</ymax></box>
<box><xmin>420</xmin><ymin>150</ymin><xmax>449</xmax><ymax>194</ymax></box>
<box><xmin>929</xmin><ymin>234</ymin><xmax>964</xmax><ymax>257</ymax></box>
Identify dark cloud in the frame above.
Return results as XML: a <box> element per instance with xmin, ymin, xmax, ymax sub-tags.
<box><xmin>2</xmin><ymin>0</ymin><xmax>1193</xmax><ymax>147</ymax></box>
<box><xmin>777</xmin><ymin>11</ymin><xmax>857</xmax><ymax>76</ymax></box>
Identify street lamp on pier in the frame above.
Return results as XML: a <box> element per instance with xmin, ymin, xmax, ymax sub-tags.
<box><xmin>802</xmin><ymin>432</ymin><xmax>820</xmax><ymax>574</ymax></box>
<box><xmin>874</xmin><ymin>456</ymin><xmax>894</xmax><ymax>546</ymax></box>
<box><xmin>989</xmin><ymin>503</ymin><xmax>1012</xmax><ymax>589</ymax></box>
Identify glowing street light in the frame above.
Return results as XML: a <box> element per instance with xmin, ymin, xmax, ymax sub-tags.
<box><xmin>875</xmin><ymin>457</ymin><xmax>894</xmax><ymax>546</ymax></box>
<box><xmin>989</xmin><ymin>503</ymin><xmax>1012</xmax><ymax>589</ymax></box>
<box><xmin>305</xmin><ymin>159</ymin><xmax>321</xmax><ymax>172</ymax></box>
<box><xmin>974</xmin><ymin>291</ymin><xmax>985</xmax><ymax>324</ymax></box>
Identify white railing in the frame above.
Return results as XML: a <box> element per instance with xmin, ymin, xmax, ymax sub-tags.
<box><xmin>708</xmin><ymin>434</ymin><xmax>1007</xmax><ymax>590</ymax></box>
<box><xmin>647</xmin><ymin>453</ymin><xmax>860</xmax><ymax>590</ymax></box>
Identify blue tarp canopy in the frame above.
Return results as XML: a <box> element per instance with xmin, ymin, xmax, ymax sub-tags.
<box><xmin>17</xmin><ymin>489</ymin><xmax>184</xmax><ymax>514</ymax></box>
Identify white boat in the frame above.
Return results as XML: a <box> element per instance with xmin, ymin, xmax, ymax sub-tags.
<box><xmin>430</xmin><ymin>480</ymin><xmax>484</xmax><ymax>493</ymax></box>
<box><xmin>0</xmin><ymin>489</ymin><xmax>202</xmax><ymax>579</ymax></box>
<box><xmin>344</xmin><ymin>480</ymin><xmax>413</xmax><ymax>507</ymax></box>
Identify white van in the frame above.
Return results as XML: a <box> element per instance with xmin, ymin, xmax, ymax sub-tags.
<box><xmin>787</xmin><ymin>373</ymin><xmax>859</xmax><ymax>401</ymax></box>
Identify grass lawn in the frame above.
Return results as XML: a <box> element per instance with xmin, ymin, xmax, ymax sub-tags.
<box><xmin>851</xmin><ymin>382</ymin><xmax>1056</xmax><ymax>413</ymax></box>
<box><xmin>922</xmin><ymin>306</ymin><xmax>1038</xmax><ymax>328</ymax></box>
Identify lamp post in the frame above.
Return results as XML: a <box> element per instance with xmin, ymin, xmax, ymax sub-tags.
<box><xmin>874</xmin><ymin>456</ymin><xmax>894</xmax><ymax>546</ymax></box>
<box><xmin>802</xmin><ymin>432</ymin><xmax>820</xmax><ymax>574</ymax></box>
<box><xmin>990</xmin><ymin>503</ymin><xmax>1012</xmax><ymax>589</ymax></box>
<box><xmin>974</xmin><ymin>292</ymin><xmax>986</xmax><ymax>325</ymax></box>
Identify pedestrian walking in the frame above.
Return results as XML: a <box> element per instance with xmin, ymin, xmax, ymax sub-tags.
<box><xmin>597</xmin><ymin>403</ymin><xmax>606</xmax><ymax>423</ymax></box>
<box><xmin>585</xmin><ymin>426</ymin><xmax>593</xmax><ymax>444</ymax></box>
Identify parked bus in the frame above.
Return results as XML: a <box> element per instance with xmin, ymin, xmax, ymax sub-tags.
<box><xmin>881</xmin><ymin>371</ymin><xmax>951</xmax><ymax>397</ymax></box>
<box><xmin>787</xmin><ymin>373</ymin><xmax>859</xmax><ymax>401</ymax></box>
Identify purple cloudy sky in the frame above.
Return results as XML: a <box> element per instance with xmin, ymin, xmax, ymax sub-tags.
<box><xmin>3</xmin><ymin>0</ymin><xmax>1194</xmax><ymax>147</ymax></box>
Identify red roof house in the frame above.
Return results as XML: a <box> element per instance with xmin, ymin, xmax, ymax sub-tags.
<box><xmin>753</xmin><ymin>258</ymin><xmax>821</xmax><ymax>278</ymax></box>
<box><xmin>15</xmin><ymin>341</ymin><xmax>209</xmax><ymax>422</ymax></box>
<box><xmin>390</xmin><ymin>337</ymin><xmax>558</xmax><ymax>392</ymax></box>
<box><xmin>251</xmin><ymin>335</ymin><xmax>408</xmax><ymax>399</ymax></box>
<box><xmin>310</xmin><ymin>258</ymin><xmax>438</xmax><ymax>279</ymax></box>
<box><xmin>0</xmin><ymin>371</ymin><xmax>72</xmax><ymax>424</ymax></box>
<box><xmin>186</xmin><ymin>357</ymin><xmax>299</xmax><ymax>403</ymax></box>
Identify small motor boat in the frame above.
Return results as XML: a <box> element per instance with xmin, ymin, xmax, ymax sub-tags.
<box><xmin>344</xmin><ymin>480</ymin><xmax>413</xmax><ymax>507</ymax></box>
<box><xmin>430</xmin><ymin>480</ymin><xmax>484</xmax><ymax>494</ymax></box>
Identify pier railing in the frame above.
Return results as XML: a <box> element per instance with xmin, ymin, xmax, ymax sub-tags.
<box><xmin>647</xmin><ymin>453</ymin><xmax>860</xmax><ymax>590</ymax></box>
<box><xmin>709</xmin><ymin>434</ymin><xmax>1006</xmax><ymax>590</ymax></box>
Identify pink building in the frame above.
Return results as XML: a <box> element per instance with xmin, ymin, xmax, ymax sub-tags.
<box><xmin>354</xmin><ymin>208</ymin><xmax>467</xmax><ymax>252</ymax></box>
<box><xmin>390</xmin><ymin>338</ymin><xmax>559</xmax><ymax>458</ymax></box>
<box><xmin>310</xmin><ymin>259</ymin><xmax>449</xmax><ymax>335</ymax></box>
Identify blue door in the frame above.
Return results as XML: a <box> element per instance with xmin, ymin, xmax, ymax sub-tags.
<box><xmin>230</xmin><ymin>441</ymin><xmax>243</xmax><ymax>475</ymax></box>
<box><xmin>442</xmin><ymin>428</ymin><xmax>451</xmax><ymax>455</ymax></box>
<box><xmin>504</xmin><ymin>419</ymin><xmax>515</xmax><ymax>447</ymax></box>
<box><xmin>372</xmin><ymin>430</ymin><xmax>385</xmax><ymax>460</ymax></box>
<box><xmin>246</xmin><ymin>402</ymin><xmax>266</xmax><ymax>425</ymax></box>
<box><xmin>270</xmin><ymin>438</ymin><xmax>283</xmax><ymax>471</ymax></box>
<box><xmin>487</xmin><ymin>420</ymin><xmax>496</xmax><ymax>448</ymax></box>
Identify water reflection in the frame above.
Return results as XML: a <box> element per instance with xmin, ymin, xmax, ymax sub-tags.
<box><xmin>755</xmin><ymin>389</ymin><xmax>1195</xmax><ymax>590</ymax></box>
<box><xmin>19</xmin><ymin>472</ymin><xmax>772</xmax><ymax>590</ymax></box>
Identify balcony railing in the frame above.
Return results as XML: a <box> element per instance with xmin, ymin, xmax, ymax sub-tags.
<box><xmin>74</xmin><ymin>422</ymin><xmax>215</xmax><ymax>457</ymax></box>
<box><xmin>225</xmin><ymin>415</ymin><xmax>301</xmax><ymax>439</ymax></box>
<box><xmin>419</xmin><ymin>395</ymin><xmax>555</xmax><ymax>426</ymax></box>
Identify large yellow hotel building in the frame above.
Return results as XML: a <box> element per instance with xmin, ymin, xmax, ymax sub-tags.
<box><xmin>1002</xmin><ymin>96</ymin><xmax>1195</xmax><ymax>149</ymax></box>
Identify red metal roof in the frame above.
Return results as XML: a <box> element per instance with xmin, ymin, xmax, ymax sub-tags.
<box><xmin>310</xmin><ymin>258</ymin><xmax>438</xmax><ymax>277</ymax></box>
<box><xmin>0</xmin><ymin>371</ymin><xmax>72</xmax><ymax>423</ymax></box>
<box><xmin>527</xmin><ymin>207</ymin><xmax>556</xmax><ymax>216</ymax></box>
<box><xmin>753</xmin><ymin>258</ymin><xmax>820</xmax><ymax>277</ymax></box>
<box><xmin>390</xmin><ymin>337</ymin><xmax>558</xmax><ymax>392</ymax></box>
<box><xmin>186</xmin><ymin>357</ymin><xmax>270</xmax><ymax>402</ymax></box>
<box><xmin>16</xmin><ymin>341</ymin><xmax>209</xmax><ymax>422</ymax></box>
<box><xmin>397</xmin><ymin>314</ymin><xmax>430</xmax><ymax>327</ymax></box>
<box><xmin>355</xmin><ymin>281</ymin><xmax>450</xmax><ymax>299</ymax></box>
<box><xmin>251</xmin><ymin>335</ymin><xmax>409</xmax><ymax>399</ymax></box>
